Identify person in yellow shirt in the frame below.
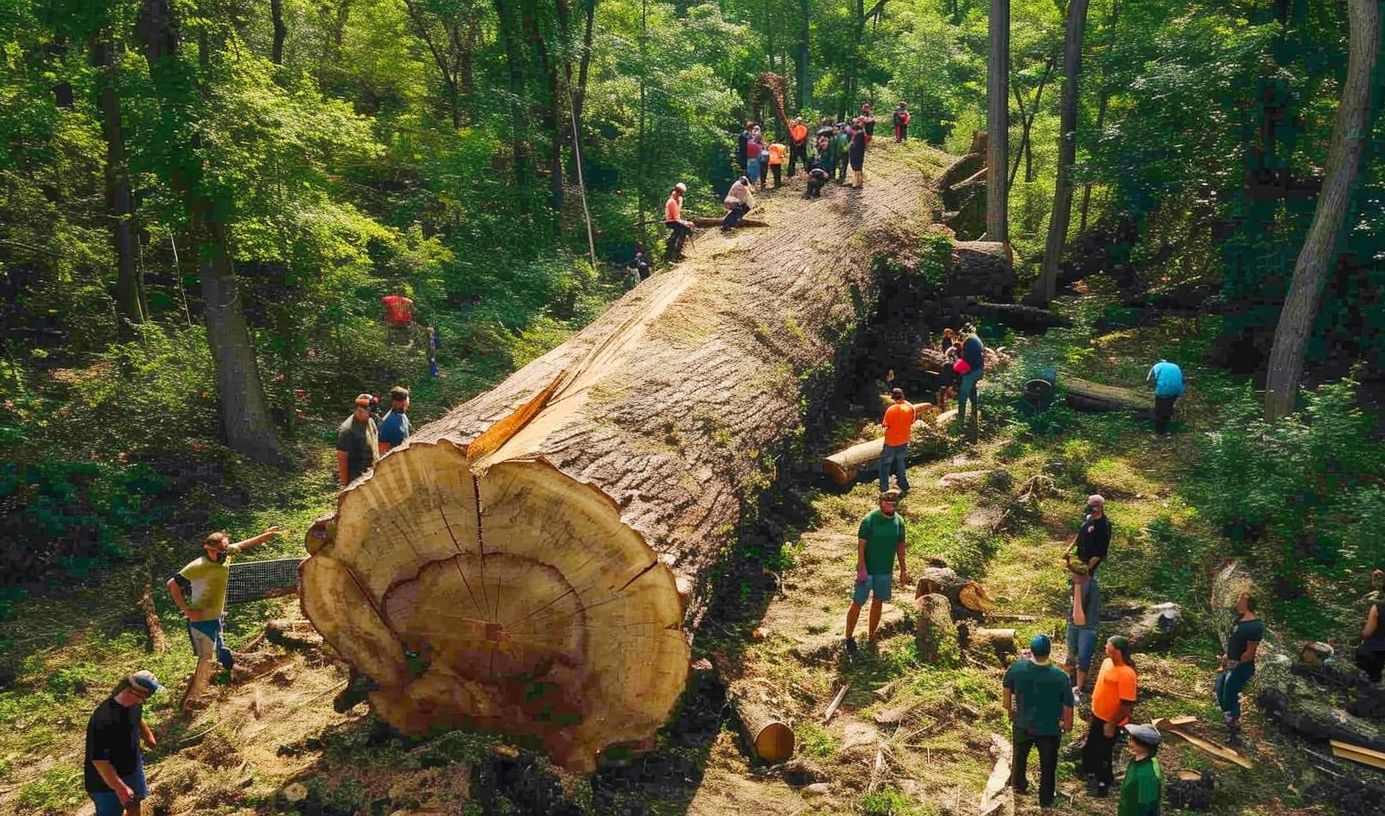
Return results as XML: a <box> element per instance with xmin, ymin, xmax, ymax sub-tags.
<box><xmin>167</xmin><ymin>526</ymin><xmax>284</xmax><ymax>712</ymax></box>
<box><xmin>880</xmin><ymin>387</ymin><xmax>917</xmax><ymax>495</ymax></box>
<box><xmin>766</xmin><ymin>141</ymin><xmax>786</xmax><ymax>188</ymax></box>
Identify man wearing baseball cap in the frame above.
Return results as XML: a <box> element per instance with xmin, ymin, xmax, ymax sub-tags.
<box><xmin>1118</xmin><ymin>724</ymin><xmax>1164</xmax><ymax>816</ymax></box>
<box><xmin>844</xmin><ymin>489</ymin><xmax>911</xmax><ymax>654</ymax></box>
<box><xmin>85</xmin><ymin>671</ymin><xmax>161</xmax><ymax>816</ymax></box>
<box><xmin>1002</xmin><ymin>635</ymin><xmax>1075</xmax><ymax>806</ymax></box>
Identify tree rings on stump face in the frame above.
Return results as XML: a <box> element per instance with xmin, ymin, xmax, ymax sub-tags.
<box><xmin>753</xmin><ymin>721</ymin><xmax>795</xmax><ymax>763</ymax></box>
<box><xmin>299</xmin><ymin>442</ymin><xmax>691</xmax><ymax>772</ymax></box>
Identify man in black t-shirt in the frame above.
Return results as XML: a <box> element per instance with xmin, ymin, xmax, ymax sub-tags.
<box><xmin>86</xmin><ymin>671</ymin><xmax>161</xmax><ymax>816</ymax></box>
<box><xmin>336</xmin><ymin>394</ymin><xmax>380</xmax><ymax>486</ymax></box>
<box><xmin>1067</xmin><ymin>494</ymin><xmax>1111</xmax><ymax>580</ymax></box>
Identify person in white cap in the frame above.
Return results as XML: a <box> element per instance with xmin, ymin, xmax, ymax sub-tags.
<box><xmin>721</xmin><ymin>175</ymin><xmax>756</xmax><ymax>231</ymax></box>
<box><xmin>1118</xmin><ymin>724</ymin><xmax>1163</xmax><ymax>816</ymax></box>
<box><xmin>663</xmin><ymin>182</ymin><xmax>694</xmax><ymax>261</ymax></box>
<box><xmin>85</xmin><ymin>671</ymin><xmax>161</xmax><ymax>816</ymax></box>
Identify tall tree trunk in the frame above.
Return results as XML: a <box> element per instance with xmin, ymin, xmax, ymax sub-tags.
<box><xmin>270</xmin><ymin>0</ymin><xmax>287</xmax><ymax>64</ymax></box>
<box><xmin>571</xmin><ymin>0</ymin><xmax>596</xmax><ymax>131</ymax></box>
<box><xmin>1078</xmin><ymin>0</ymin><xmax>1118</xmax><ymax>232</ymax></box>
<box><xmin>796</xmin><ymin>0</ymin><xmax>810</xmax><ymax>110</ymax></box>
<box><xmin>1030</xmin><ymin>0</ymin><xmax>1088</xmax><ymax>305</ymax></box>
<box><xmin>494</xmin><ymin>0</ymin><xmax>532</xmax><ymax>205</ymax></box>
<box><xmin>985</xmin><ymin>0</ymin><xmax>1009</xmax><ymax>243</ymax></box>
<box><xmin>1263</xmin><ymin>0</ymin><xmax>1379</xmax><ymax>421</ymax></box>
<box><xmin>137</xmin><ymin>0</ymin><xmax>282</xmax><ymax>463</ymax></box>
<box><xmin>92</xmin><ymin>35</ymin><xmax>144</xmax><ymax>339</ymax></box>
<box><xmin>522</xmin><ymin>8</ymin><xmax>564</xmax><ymax>211</ymax></box>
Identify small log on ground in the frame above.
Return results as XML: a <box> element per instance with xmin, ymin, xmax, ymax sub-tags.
<box><xmin>299</xmin><ymin>163</ymin><xmax>934</xmax><ymax>771</ymax></box>
<box><xmin>914</xmin><ymin>593</ymin><xmax>959</xmax><ymax>665</ymax></box>
<box><xmin>821</xmin><ymin>409</ymin><xmax>953</xmax><ymax>486</ymax></box>
<box><xmin>979</xmin><ymin>733</ymin><xmax>1015</xmax><ymax>816</ymax></box>
<box><xmin>690</xmin><ymin>216</ymin><xmax>770</xmax><ymax>228</ymax></box>
<box><xmin>140</xmin><ymin>582</ymin><xmax>167</xmax><ymax>654</ymax></box>
<box><xmin>937</xmin><ymin>152</ymin><xmax>986</xmax><ymax>191</ymax></box>
<box><xmin>961</xmin><ymin>624</ymin><xmax>1017</xmax><ymax>662</ymax></box>
<box><xmin>728</xmin><ymin>687</ymin><xmax>795</xmax><ymax>763</ymax></box>
<box><xmin>1213</xmin><ymin>561</ymin><xmax>1385</xmax><ymax>752</ymax></box>
<box><xmin>915</xmin><ymin>566</ymin><xmax>995</xmax><ymax>617</ymax></box>
<box><xmin>963</xmin><ymin>301</ymin><xmax>1072</xmax><ymax>331</ymax></box>
<box><xmin>1063</xmin><ymin>375</ymin><xmax>1154</xmax><ymax>413</ymax></box>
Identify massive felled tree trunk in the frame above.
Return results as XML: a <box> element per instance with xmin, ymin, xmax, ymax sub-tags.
<box><xmin>137</xmin><ymin>0</ymin><xmax>282</xmax><ymax>463</ymax></box>
<box><xmin>91</xmin><ymin>34</ymin><xmax>144</xmax><ymax>338</ymax></box>
<box><xmin>1030</xmin><ymin>0</ymin><xmax>1089</xmax><ymax>306</ymax></box>
<box><xmin>1263</xmin><ymin>0</ymin><xmax>1379</xmax><ymax>421</ymax></box>
<box><xmin>301</xmin><ymin>160</ymin><xmax>936</xmax><ymax>773</ymax></box>
<box><xmin>985</xmin><ymin>0</ymin><xmax>1010</xmax><ymax>243</ymax></box>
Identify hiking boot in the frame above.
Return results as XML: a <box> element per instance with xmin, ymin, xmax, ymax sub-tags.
<box><xmin>844</xmin><ymin>636</ymin><xmax>858</xmax><ymax>655</ymax></box>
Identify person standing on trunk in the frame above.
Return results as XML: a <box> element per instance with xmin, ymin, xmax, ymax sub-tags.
<box><xmin>1004</xmin><ymin>635</ymin><xmax>1075</xmax><ymax>807</ymax></box>
<box><xmin>664</xmin><ymin>182</ymin><xmax>694</xmax><ymax>261</ymax></box>
<box><xmin>721</xmin><ymin>176</ymin><xmax>756</xmax><ymax>231</ymax></box>
<box><xmin>85</xmin><ymin>671</ymin><xmax>162</xmax><ymax>816</ymax></box>
<box><xmin>377</xmin><ymin>386</ymin><xmax>412</xmax><ymax>454</ymax></box>
<box><xmin>848</xmin><ymin>117</ymin><xmax>868</xmax><ymax>188</ymax></box>
<box><xmin>880</xmin><ymin>387</ymin><xmax>915</xmax><ymax>496</ymax></box>
<box><xmin>788</xmin><ymin>116</ymin><xmax>810</xmax><ymax>178</ymax></box>
<box><xmin>1216</xmin><ymin>590</ymin><xmax>1262</xmax><ymax>742</ymax></box>
<box><xmin>336</xmin><ymin>394</ymin><xmax>380</xmax><ymax>486</ymax></box>
<box><xmin>955</xmin><ymin>324</ymin><xmax>985</xmax><ymax>432</ymax></box>
<box><xmin>834</xmin><ymin>124</ymin><xmax>851</xmax><ymax>183</ymax></box>
<box><xmin>1118</xmin><ymin>724</ymin><xmax>1164</xmax><ymax>816</ymax></box>
<box><xmin>844</xmin><ymin>489</ymin><xmax>911</xmax><ymax>655</ymax></box>
<box><xmin>737</xmin><ymin>120</ymin><xmax>754</xmax><ymax>173</ymax></box>
<box><xmin>767</xmin><ymin>139</ymin><xmax>786</xmax><ymax>188</ymax></box>
<box><xmin>745</xmin><ymin>128</ymin><xmax>763</xmax><ymax>187</ymax></box>
<box><xmin>1146</xmin><ymin>359</ymin><xmax>1184</xmax><ymax>434</ymax></box>
<box><xmin>167</xmin><ymin>526</ymin><xmax>284</xmax><ymax>711</ymax></box>
<box><xmin>1082</xmin><ymin>636</ymin><xmax>1138</xmax><ymax>798</ymax></box>
<box><xmin>892</xmin><ymin>101</ymin><xmax>911</xmax><ymax>142</ymax></box>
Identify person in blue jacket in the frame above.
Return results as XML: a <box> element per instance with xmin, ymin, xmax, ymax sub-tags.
<box><xmin>1146</xmin><ymin>359</ymin><xmax>1184</xmax><ymax>434</ymax></box>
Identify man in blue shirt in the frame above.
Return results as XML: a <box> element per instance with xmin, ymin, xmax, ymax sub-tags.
<box><xmin>1146</xmin><ymin>360</ymin><xmax>1184</xmax><ymax>434</ymax></box>
<box><xmin>378</xmin><ymin>386</ymin><xmax>413</xmax><ymax>454</ymax></box>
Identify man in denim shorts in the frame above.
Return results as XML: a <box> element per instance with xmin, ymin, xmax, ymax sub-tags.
<box><xmin>1066</xmin><ymin>575</ymin><xmax>1102</xmax><ymax>704</ymax></box>
<box><xmin>844</xmin><ymin>489</ymin><xmax>912</xmax><ymax>654</ymax></box>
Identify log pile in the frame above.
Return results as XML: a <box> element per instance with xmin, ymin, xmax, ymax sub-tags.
<box><xmin>917</xmin><ymin>346</ymin><xmax>1012</xmax><ymax>375</ymax></box>
<box><xmin>299</xmin><ymin>161</ymin><xmax>935</xmax><ymax>772</ymax></box>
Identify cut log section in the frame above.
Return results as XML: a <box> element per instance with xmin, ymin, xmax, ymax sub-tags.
<box><xmin>1062</xmin><ymin>375</ymin><xmax>1154</xmax><ymax>412</ymax></box>
<box><xmin>914</xmin><ymin>566</ymin><xmax>995</xmax><ymax>617</ymax></box>
<box><xmin>728</xmin><ymin>688</ymin><xmax>795</xmax><ymax>763</ymax></box>
<box><xmin>962</xmin><ymin>301</ymin><xmax>1072</xmax><ymax>331</ymax></box>
<box><xmin>914</xmin><ymin>593</ymin><xmax>959</xmax><ymax>665</ymax></box>
<box><xmin>821</xmin><ymin>408</ymin><xmax>954</xmax><ymax>486</ymax></box>
<box><xmin>961</xmin><ymin>625</ymin><xmax>1017</xmax><ymax>662</ymax></box>
<box><xmin>299</xmin><ymin>166</ymin><xmax>934</xmax><ymax>772</ymax></box>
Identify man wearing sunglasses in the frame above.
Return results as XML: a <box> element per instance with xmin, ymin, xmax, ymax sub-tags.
<box><xmin>85</xmin><ymin>671</ymin><xmax>161</xmax><ymax>816</ymax></box>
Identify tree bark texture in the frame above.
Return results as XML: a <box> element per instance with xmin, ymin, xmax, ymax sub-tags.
<box><xmin>1032</xmin><ymin>0</ymin><xmax>1089</xmax><ymax>306</ymax></box>
<box><xmin>92</xmin><ymin>35</ymin><xmax>144</xmax><ymax>339</ymax></box>
<box><xmin>1263</xmin><ymin>0</ymin><xmax>1379</xmax><ymax>421</ymax></box>
<box><xmin>985</xmin><ymin>0</ymin><xmax>1010</xmax><ymax>243</ymax></box>
<box><xmin>270</xmin><ymin>0</ymin><xmax>287</xmax><ymax>65</ymax></box>
<box><xmin>139</xmin><ymin>582</ymin><xmax>167</xmax><ymax>653</ymax></box>
<box><xmin>300</xmin><ymin>160</ymin><xmax>936</xmax><ymax>772</ymax></box>
<box><xmin>729</xmin><ymin>687</ymin><xmax>795</xmax><ymax>763</ymax></box>
<box><xmin>1062</xmin><ymin>375</ymin><xmax>1153</xmax><ymax>412</ymax></box>
<box><xmin>914</xmin><ymin>566</ymin><xmax>994</xmax><ymax>617</ymax></box>
<box><xmin>914</xmin><ymin>593</ymin><xmax>958</xmax><ymax>665</ymax></box>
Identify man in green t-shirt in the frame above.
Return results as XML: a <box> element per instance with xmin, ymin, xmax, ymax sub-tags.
<box><xmin>1118</xmin><ymin>724</ymin><xmax>1164</xmax><ymax>816</ymax></box>
<box><xmin>1003</xmin><ymin>634</ymin><xmax>1075</xmax><ymax>806</ymax></box>
<box><xmin>844</xmin><ymin>489</ymin><xmax>911</xmax><ymax>655</ymax></box>
<box><xmin>167</xmin><ymin>526</ymin><xmax>283</xmax><ymax>713</ymax></box>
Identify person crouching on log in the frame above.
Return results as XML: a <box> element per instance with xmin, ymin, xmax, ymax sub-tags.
<box><xmin>804</xmin><ymin>141</ymin><xmax>831</xmax><ymax>199</ymax></box>
<box><xmin>1216</xmin><ymin>589</ymin><xmax>1262</xmax><ymax>743</ymax></box>
<box><xmin>1081</xmin><ymin>636</ymin><xmax>1138</xmax><ymax>798</ymax></box>
<box><xmin>664</xmin><ymin>182</ymin><xmax>694</xmax><ymax>261</ymax></box>
<box><xmin>721</xmin><ymin>176</ymin><xmax>755</xmax><ymax>231</ymax></box>
<box><xmin>844</xmin><ymin>489</ymin><xmax>911</xmax><ymax>655</ymax></box>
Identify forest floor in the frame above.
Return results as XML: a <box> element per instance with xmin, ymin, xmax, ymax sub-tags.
<box><xmin>0</xmin><ymin>141</ymin><xmax>1364</xmax><ymax>816</ymax></box>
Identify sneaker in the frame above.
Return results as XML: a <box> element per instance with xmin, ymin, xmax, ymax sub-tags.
<box><xmin>844</xmin><ymin>636</ymin><xmax>858</xmax><ymax>655</ymax></box>
<box><xmin>1072</xmin><ymin>687</ymin><xmax>1081</xmax><ymax>707</ymax></box>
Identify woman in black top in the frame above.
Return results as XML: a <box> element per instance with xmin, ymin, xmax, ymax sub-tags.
<box><xmin>1215</xmin><ymin>590</ymin><xmax>1263</xmax><ymax>739</ymax></box>
<box><xmin>848</xmin><ymin>118</ymin><xmax>868</xmax><ymax>188</ymax></box>
<box><xmin>1356</xmin><ymin>598</ymin><xmax>1385</xmax><ymax>682</ymax></box>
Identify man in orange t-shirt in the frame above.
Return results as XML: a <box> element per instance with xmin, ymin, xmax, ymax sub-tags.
<box><xmin>879</xmin><ymin>387</ymin><xmax>916</xmax><ymax>495</ymax></box>
<box><xmin>788</xmin><ymin>117</ymin><xmax>810</xmax><ymax>178</ymax></box>
<box><xmin>1082</xmin><ymin>636</ymin><xmax>1139</xmax><ymax>797</ymax></box>
<box><xmin>663</xmin><ymin>182</ymin><xmax>694</xmax><ymax>262</ymax></box>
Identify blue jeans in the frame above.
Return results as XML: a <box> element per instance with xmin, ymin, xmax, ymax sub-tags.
<box><xmin>879</xmin><ymin>443</ymin><xmax>909</xmax><ymax>493</ymax></box>
<box><xmin>747</xmin><ymin>158</ymin><xmax>761</xmax><ymax>184</ymax></box>
<box><xmin>188</xmin><ymin>618</ymin><xmax>234</xmax><ymax>671</ymax></box>
<box><xmin>1216</xmin><ymin>662</ymin><xmax>1255</xmax><ymax>720</ymax></box>
<box><xmin>90</xmin><ymin>764</ymin><xmax>147</xmax><ymax>816</ymax></box>
<box><xmin>1065</xmin><ymin>624</ymin><xmax>1099</xmax><ymax>672</ymax></box>
<box><xmin>956</xmin><ymin>371</ymin><xmax>982</xmax><ymax>426</ymax></box>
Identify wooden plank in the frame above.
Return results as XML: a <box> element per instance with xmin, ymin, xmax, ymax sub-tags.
<box><xmin>1155</xmin><ymin>720</ymin><xmax>1252</xmax><ymax>769</ymax></box>
<box><xmin>823</xmin><ymin>684</ymin><xmax>850</xmax><ymax>724</ymax></box>
<box><xmin>1332</xmin><ymin>742</ymin><xmax>1385</xmax><ymax>770</ymax></box>
<box><xmin>1330</xmin><ymin>739</ymin><xmax>1385</xmax><ymax>763</ymax></box>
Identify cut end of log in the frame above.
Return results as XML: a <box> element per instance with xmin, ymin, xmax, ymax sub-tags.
<box><xmin>300</xmin><ymin>441</ymin><xmax>691</xmax><ymax>772</ymax></box>
<box><xmin>752</xmin><ymin>721</ymin><xmax>795</xmax><ymax>763</ymax></box>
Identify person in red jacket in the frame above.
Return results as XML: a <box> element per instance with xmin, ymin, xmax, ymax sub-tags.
<box><xmin>787</xmin><ymin>117</ymin><xmax>810</xmax><ymax>178</ymax></box>
<box><xmin>381</xmin><ymin>294</ymin><xmax>414</xmax><ymax>343</ymax></box>
<box><xmin>893</xmin><ymin>102</ymin><xmax>911</xmax><ymax>142</ymax></box>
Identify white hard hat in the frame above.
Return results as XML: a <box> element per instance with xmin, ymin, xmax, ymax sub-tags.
<box><xmin>674</xmin><ymin>182</ymin><xmax>687</xmax><ymax>193</ymax></box>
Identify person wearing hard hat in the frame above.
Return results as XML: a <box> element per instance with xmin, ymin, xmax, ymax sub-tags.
<box><xmin>1003</xmin><ymin>635</ymin><xmax>1075</xmax><ymax>807</ymax></box>
<box><xmin>85</xmin><ymin>671</ymin><xmax>162</xmax><ymax>816</ymax></box>
<box><xmin>1118</xmin><ymin>724</ymin><xmax>1164</xmax><ymax>816</ymax></box>
<box><xmin>664</xmin><ymin>182</ymin><xmax>694</xmax><ymax>261</ymax></box>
